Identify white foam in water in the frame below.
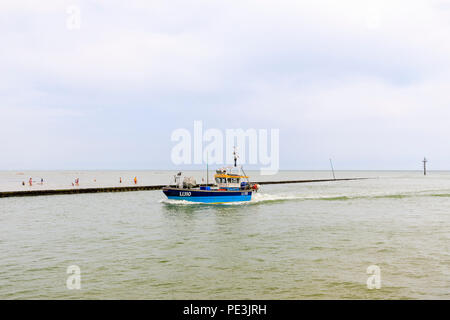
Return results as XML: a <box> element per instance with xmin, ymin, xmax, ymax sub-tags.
<box><xmin>159</xmin><ymin>192</ymin><xmax>307</xmax><ymax>205</ymax></box>
<box><xmin>250</xmin><ymin>192</ymin><xmax>304</xmax><ymax>202</ymax></box>
<box><xmin>159</xmin><ymin>187</ymin><xmax>449</xmax><ymax>206</ymax></box>
<box><xmin>159</xmin><ymin>199</ymin><xmax>200</xmax><ymax>205</ymax></box>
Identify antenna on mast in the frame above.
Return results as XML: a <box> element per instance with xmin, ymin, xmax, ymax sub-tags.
<box><xmin>423</xmin><ymin>157</ymin><xmax>428</xmax><ymax>176</ymax></box>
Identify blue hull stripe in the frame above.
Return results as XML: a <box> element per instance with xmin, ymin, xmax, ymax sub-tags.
<box><xmin>167</xmin><ymin>195</ymin><xmax>252</xmax><ymax>203</ymax></box>
<box><xmin>163</xmin><ymin>188</ymin><xmax>253</xmax><ymax>203</ymax></box>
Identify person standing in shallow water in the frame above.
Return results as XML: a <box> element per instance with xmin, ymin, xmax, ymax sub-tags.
<box><xmin>120</xmin><ymin>177</ymin><xmax>122</xmax><ymax>184</ymax></box>
<box><xmin>134</xmin><ymin>176</ymin><xmax>137</xmax><ymax>185</ymax></box>
<box><xmin>29</xmin><ymin>178</ymin><xmax>32</xmax><ymax>186</ymax></box>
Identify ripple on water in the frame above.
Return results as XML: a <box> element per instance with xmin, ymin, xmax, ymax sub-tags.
<box><xmin>1</xmin><ymin>171</ymin><xmax>449</xmax><ymax>299</ymax></box>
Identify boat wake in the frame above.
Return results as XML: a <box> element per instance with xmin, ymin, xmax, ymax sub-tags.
<box><xmin>159</xmin><ymin>193</ymin><xmax>342</xmax><ymax>206</ymax></box>
<box><xmin>159</xmin><ymin>190</ymin><xmax>450</xmax><ymax>206</ymax></box>
<box><xmin>251</xmin><ymin>190</ymin><xmax>450</xmax><ymax>203</ymax></box>
<box><xmin>159</xmin><ymin>199</ymin><xmax>201</xmax><ymax>205</ymax></box>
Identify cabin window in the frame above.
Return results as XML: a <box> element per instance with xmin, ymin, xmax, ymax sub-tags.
<box><xmin>216</xmin><ymin>177</ymin><xmax>226</xmax><ymax>184</ymax></box>
<box><xmin>216</xmin><ymin>177</ymin><xmax>241</xmax><ymax>184</ymax></box>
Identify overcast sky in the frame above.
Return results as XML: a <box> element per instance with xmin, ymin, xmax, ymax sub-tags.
<box><xmin>1</xmin><ymin>0</ymin><xmax>450</xmax><ymax>170</ymax></box>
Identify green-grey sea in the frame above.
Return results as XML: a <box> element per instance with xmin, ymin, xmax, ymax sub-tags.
<box><xmin>0</xmin><ymin>170</ymin><xmax>448</xmax><ymax>299</ymax></box>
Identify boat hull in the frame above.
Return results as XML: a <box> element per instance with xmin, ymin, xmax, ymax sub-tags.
<box><xmin>162</xmin><ymin>188</ymin><xmax>252</xmax><ymax>203</ymax></box>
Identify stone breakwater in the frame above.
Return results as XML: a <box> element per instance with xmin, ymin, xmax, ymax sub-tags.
<box><xmin>0</xmin><ymin>178</ymin><xmax>368</xmax><ymax>198</ymax></box>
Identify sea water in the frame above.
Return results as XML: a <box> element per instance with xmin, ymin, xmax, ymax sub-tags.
<box><xmin>0</xmin><ymin>171</ymin><xmax>449</xmax><ymax>299</ymax></box>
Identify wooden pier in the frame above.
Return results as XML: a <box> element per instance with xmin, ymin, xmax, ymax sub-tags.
<box><xmin>0</xmin><ymin>178</ymin><xmax>367</xmax><ymax>199</ymax></box>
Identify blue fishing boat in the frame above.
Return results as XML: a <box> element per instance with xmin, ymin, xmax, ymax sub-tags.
<box><xmin>162</xmin><ymin>149</ymin><xmax>259</xmax><ymax>203</ymax></box>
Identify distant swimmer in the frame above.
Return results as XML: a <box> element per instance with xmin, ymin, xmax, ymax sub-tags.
<box><xmin>134</xmin><ymin>176</ymin><xmax>137</xmax><ymax>185</ymax></box>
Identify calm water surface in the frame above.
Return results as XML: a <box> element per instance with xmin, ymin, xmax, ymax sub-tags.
<box><xmin>0</xmin><ymin>171</ymin><xmax>449</xmax><ymax>299</ymax></box>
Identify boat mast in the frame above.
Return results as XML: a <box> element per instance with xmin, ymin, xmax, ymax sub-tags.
<box><xmin>233</xmin><ymin>146</ymin><xmax>251</xmax><ymax>185</ymax></box>
<box><xmin>329</xmin><ymin>158</ymin><xmax>336</xmax><ymax>180</ymax></box>
<box><xmin>423</xmin><ymin>157</ymin><xmax>428</xmax><ymax>176</ymax></box>
<box><xmin>206</xmin><ymin>153</ymin><xmax>209</xmax><ymax>186</ymax></box>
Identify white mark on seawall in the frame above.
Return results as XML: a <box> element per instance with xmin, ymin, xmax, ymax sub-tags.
<box><xmin>66</xmin><ymin>265</ymin><xmax>81</xmax><ymax>290</ymax></box>
<box><xmin>366</xmin><ymin>265</ymin><xmax>381</xmax><ymax>289</ymax></box>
